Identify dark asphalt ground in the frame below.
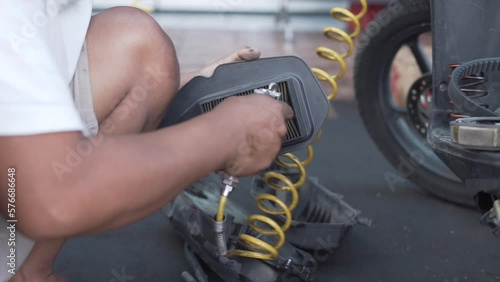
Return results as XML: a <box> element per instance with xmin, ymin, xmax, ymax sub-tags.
<box><xmin>55</xmin><ymin>101</ymin><xmax>500</xmax><ymax>282</ymax></box>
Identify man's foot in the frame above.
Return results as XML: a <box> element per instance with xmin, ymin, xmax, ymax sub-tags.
<box><xmin>10</xmin><ymin>239</ymin><xmax>67</xmax><ymax>282</ymax></box>
<box><xmin>180</xmin><ymin>46</ymin><xmax>262</xmax><ymax>88</ymax></box>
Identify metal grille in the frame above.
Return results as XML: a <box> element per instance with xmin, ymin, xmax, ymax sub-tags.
<box><xmin>200</xmin><ymin>81</ymin><xmax>303</xmax><ymax>142</ymax></box>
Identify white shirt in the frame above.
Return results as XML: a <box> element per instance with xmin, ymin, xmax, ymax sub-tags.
<box><xmin>0</xmin><ymin>1</ymin><xmax>92</xmax><ymax>280</ymax></box>
<box><xmin>0</xmin><ymin>0</ymin><xmax>91</xmax><ymax>136</ymax></box>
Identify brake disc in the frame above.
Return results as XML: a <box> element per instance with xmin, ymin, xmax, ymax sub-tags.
<box><xmin>407</xmin><ymin>73</ymin><xmax>433</xmax><ymax>136</ymax></box>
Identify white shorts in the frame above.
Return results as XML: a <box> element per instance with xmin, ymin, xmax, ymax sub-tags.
<box><xmin>71</xmin><ymin>42</ymin><xmax>99</xmax><ymax>136</ymax></box>
<box><xmin>0</xmin><ymin>43</ymin><xmax>99</xmax><ymax>282</ymax></box>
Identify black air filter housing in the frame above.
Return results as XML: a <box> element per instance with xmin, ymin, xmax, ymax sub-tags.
<box><xmin>159</xmin><ymin>56</ymin><xmax>329</xmax><ymax>153</ymax></box>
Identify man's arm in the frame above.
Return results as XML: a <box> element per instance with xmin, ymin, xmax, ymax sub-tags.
<box><xmin>0</xmin><ymin>95</ymin><xmax>292</xmax><ymax>240</ymax></box>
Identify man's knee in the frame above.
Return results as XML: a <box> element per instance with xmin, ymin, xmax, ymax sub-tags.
<box><xmin>88</xmin><ymin>7</ymin><xmax>180</xmax><ymax>132</ymax></box>
<box><xmin>93</xmin><ymin>6</ymin><xmax>179</xmax><ymax>85</ymax></box>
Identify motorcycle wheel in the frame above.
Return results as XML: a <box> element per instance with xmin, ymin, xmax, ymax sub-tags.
<box><xmin>354</xmin><ymin>0</ymin><xmax>475</xmax><ymax>206</ymax></box>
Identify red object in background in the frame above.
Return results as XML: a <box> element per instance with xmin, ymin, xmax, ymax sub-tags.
<box><xmin>391</xmin><ymin>64</ymin><xmax>402</xmax><ymax>105</ymax></box>
<box><xmin>348</xmin><ymin>2</ymin><xmax>386</xmax><ymax>31</ymax></box>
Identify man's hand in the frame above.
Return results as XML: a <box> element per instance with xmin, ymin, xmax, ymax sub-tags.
<box><xmin>210</xmin><ymin>95</ymin><xmax>294</xmax><ymax>176</ymax></box>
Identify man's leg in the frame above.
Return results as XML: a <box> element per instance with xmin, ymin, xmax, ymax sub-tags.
<box><xmin>87</xmin><ymin>7</ymin><xmax>180</xmax><ymax>134</ymax></box>
<box><xmin>12</xmin><ymin>8</ymin><xmax>178</xmax><ymax>281</ymax></box>
<box><xmin>13</xmin><ymin>7</ymin><xmax>260</xmax><ymax>282</ymax></box>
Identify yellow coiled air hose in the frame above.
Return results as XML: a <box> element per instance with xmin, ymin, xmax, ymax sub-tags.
<box><xmin>216</xmin><ymin>0</ymin><xmax>368</xmax><ymax>261</ymax></box>
<box><xmin>132</xmin><ymin>0</ymin><xmax>154</xmax><ymax>13</ymax></box>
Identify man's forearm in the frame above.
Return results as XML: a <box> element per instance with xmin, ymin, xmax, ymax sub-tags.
<box><xmin>10</xmin><ymin>111</ymin><xmax>239</xmax><ymax>239</ymax></box>
<box><xmin>2</xmin><ymin>94</ymin><xmax>288</xmax><ymax>240</ymax></box>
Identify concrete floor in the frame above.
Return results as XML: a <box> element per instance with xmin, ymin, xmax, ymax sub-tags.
<box><xmin>54</xmin><ymin>29</ymin><xmax>500</xmax><ymax>282</ymax></box>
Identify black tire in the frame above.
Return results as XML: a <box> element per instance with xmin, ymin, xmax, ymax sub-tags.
<box><xmin>354</xmin><ymin>0</ymin><xmax>475</xmax><ymax>206</ymax></box>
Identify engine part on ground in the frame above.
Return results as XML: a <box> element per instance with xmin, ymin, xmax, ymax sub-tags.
<box><xmin>164</xmin><ymin>178</ymin><xmax>315</xmax><ymax>282</ymax></box>
<box><xmin>182</xmin><ymin>243</ymin><xmax>209</xmax><ymax>282</ymax></box>
<box><xmin>163</xmin><ymin>175</ymin><xmax>365</xmax><ymax>282</ymax></box>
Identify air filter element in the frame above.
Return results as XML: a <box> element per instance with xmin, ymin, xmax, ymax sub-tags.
<box><xmin>159</xmin><ymin>56</ymin><xmax>329</xmax><ymax>153</ymax></box>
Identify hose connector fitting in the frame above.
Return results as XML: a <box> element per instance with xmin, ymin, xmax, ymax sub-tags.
<box><xmin>221</xmin><ymin>175</ymin><xmax>239</xmax><ymax>197</ymax></box>
<box><xmin>213</xmin><ymin>217</ymin><xmax>227</xmax><ymax>256</ymax></box>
